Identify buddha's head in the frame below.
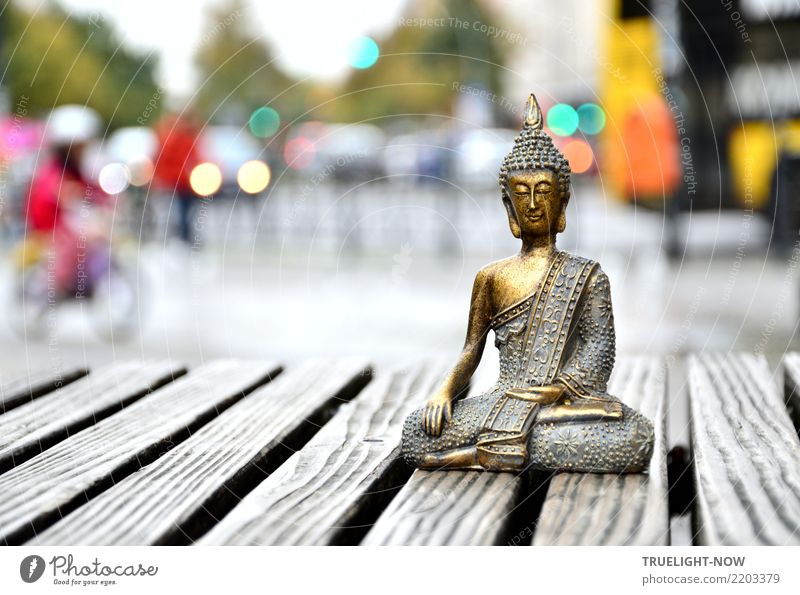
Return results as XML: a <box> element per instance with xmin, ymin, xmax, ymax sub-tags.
<box><xmin>499</xmin><ymin>94</ymin><xmax>571</xmax><ymax>239</ymax></box>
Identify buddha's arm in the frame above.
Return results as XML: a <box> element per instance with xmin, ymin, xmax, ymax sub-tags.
<box><xmin>421</xmin><ymin>268</ymin><xmax>493</xmax><ymax>436</ymax></box>
<box><xmin>555</xmin><ymin>267</ymin><xmax>616</xmax><ymax>396</ymax></box>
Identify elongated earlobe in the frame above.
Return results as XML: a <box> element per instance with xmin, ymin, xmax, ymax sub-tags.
<box><xmin>502</xmin><ymin>196</ymin><xmax>521</xmax><ymax>238</ymax></box>
<box><xmin>556</xmin><ymin>211</ymin><xmax>566</xmax><ymax>233</ymax></box>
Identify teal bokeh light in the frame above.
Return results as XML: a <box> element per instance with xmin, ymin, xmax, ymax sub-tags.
<box><xmin>546</xmin><ymin>103</ymin><xmax>579</xmax><ymax>136</ymax></box>
<box><xmin>577</xmin><ymin>103</ymin><xmax>606</xmax><ymax>135</ymax></box>
<box><xmin>349</xmin><ymin>36</ymin><xmax>380</xmax><ymax>69</ymax></box>
<box><xmin>248</xmin><ymin>107</ymin><xmax>280</xmax><ymax>138</ymax></box>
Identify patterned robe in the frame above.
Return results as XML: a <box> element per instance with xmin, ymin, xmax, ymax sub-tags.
<box><xmin>402</xmin><ymin>251</ymin><xmax>655</xmax><ymax>473</ymax></box>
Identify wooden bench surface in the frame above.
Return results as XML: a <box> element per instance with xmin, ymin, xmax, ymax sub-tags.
<box><xmin>29</xmin><ymin>359</ymin><xmax>368</xmax><ymax>545</ymax></box>
<box><xmin>782</xmin><ymin>352</ymin><xmax>800</xmax><ymax>433</ymax></box>
<box><xmin>3</xmin><ymin>352</ymin><xmax>797</xmax><ymax>546</ymax></box>
<box><xmin>0</xmin><ymin>360</ymin><xmax>279</xmax><ymax>545</ymax></box>
<box><xmin>199</xmin><ymin>364</ymin><xmax>442</xmax><ymax>545</ymax></box>
<box><xmin>363</xmin><ymin>357</ymin><xmax>668</xmax><ymax>546</ymax></box>
<box><xmin>0</xmin><ymin>362</ymin><xmax>185</xmax><ymax>472</ymax></box>
<box><xmin>533</xmin><ymin>357</ymin><xmax>669</xmax><ymax>545</ymax></box>
<box><xmin>0</xmin><ymin>365</ymin><xmax>88</xmax><ymax>413</ymax></box>
<box><xmin>690</xmin><ymin>353</ymin><xmax>800</xmax><ymax>545</ymax></box>
<box><xmin>363</xmin><ymin>469</ymin><xmax>522</xmax><ymax>545</ymax></box>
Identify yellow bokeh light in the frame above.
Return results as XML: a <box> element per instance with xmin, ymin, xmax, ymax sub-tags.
<box><xmin>190</xmin><ymin>162</ymin><xmax>222</xmax><ymax>196</ymax></box>
<box><xmin>236</xmin><ymin>160</ymin><xmax>271</xmax><ymax>194</ymax></box>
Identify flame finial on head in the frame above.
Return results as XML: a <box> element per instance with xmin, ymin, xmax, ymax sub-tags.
<box><xmin>524</xmin><ymin>93</ymin><xmax>543</xmax><ymax>130</ymax></box>
<box><xmin>499</xmin><ymin>92</ymin><xmax>572</xmax><ymax>210</ymax></box>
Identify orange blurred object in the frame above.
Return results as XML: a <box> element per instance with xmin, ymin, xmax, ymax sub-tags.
<box><xmin>615</xmin><ymin>95</ymin><xmax>681</xmax><ymax>199</ymax></box>
<box><xmin>563</xmin><ymin>140</ymin><xmax>594</xmax><ymax>174</ymax></box>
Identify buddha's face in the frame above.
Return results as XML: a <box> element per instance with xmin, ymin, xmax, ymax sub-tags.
<box><xmin>506</xmin><ymin>169</ymin><xmax>563</xmax><ymax>237</ymax></box>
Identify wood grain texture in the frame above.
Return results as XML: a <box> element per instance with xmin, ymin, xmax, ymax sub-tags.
<box><xmin>1</xmin><ymin>366</ymin><xmax>88</xmax><ymax>414</ymax></box>
<box><xmin>690</xmin><ymin>353</ymin><xmax>800</xmax><ymax>545</ymax></box>
<box><xmin>782</xmin><ymin>352</ymin><xmax>800</xmax><ymax>432</ymax></box>
<box><xmin>363</xmin><ymin>359</ymin><xmax>521</xmax><ymax>546</ymax></box>
<box><xmin>0</xmin><ymin>362</ymin><xmax>185</xmax><ymax>472</ymax></box>
<box><xmin>199</xmin><ymin>364</ymin><xmax>442</xmax><ymax>545</ymax></box>
<box><xmin>363</xmin><ymin>469</ymin><xmax>521</xmax><ymax>545</ymax></box>
<box><xmin>532</xmin><ymin>357</ymin><xmax>669</xmax><ymax>545</ymax></box>
<box><xmin>0</xmin><ymin>360</ymin><xmax>279</xmax><ymax>545</ymax></box>
<box><xmin>30</xmin><ymin>360</ymin><xmax>370</xmax><ymax>545</ymax></box>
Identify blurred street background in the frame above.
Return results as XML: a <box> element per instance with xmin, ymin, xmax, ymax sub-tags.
<box><xmin>1</xmin><ymin>0</ymin><xmax>799</xmax><ymax>387</ymax></box>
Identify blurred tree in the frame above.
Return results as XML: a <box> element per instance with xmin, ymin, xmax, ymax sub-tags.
<box><xmin>0</xmin><ymin>1</ymin><xmax>160</xmax><ymax>128</ymax></box>
<box><xmin>318</xmin><ymin>0</ymin><xmax>510</xmax><ymax>123</ymax></box>
<box><xmin>193</xmin><ymin>0</ymin><xmax>307</xmax><ymax>126</ymax></box>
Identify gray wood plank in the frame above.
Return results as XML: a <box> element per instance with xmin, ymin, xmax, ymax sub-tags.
<box><xmin>0</xmin><ymin>361</ymin><xmax>186</xmax><ymax>472</ymax></box>
<box><xmin>532</xmin><ymin>357</ymin><xmax>669</xmax><ymax>545</ymax></box>
<box><xmin>0</xmin><ymin>360</ymin><xmax>280</xmax><ymax>545</ymax></box>
<box><xmin>363</xmin><ymin>355</ymin><xmax>522</xmax><ymax>546</ymax></box>
<box><xmin>198</xmin><ymin>364</ymin><xmax>441</xmax><ymax>545</ymax></box>
<box><xmin>30</xmin><ymin>359</ymin><xmax>370</xmax><ymax>545</ymax></box>
<box><xmin>1</xmin><ymin>365</ymin><xmax>88</xmax><ymax>413</ymax></box>
<box><xmin>690</xmin><ymin>353</ymin><xmax>800</xmax><ymax>545</ymax></box>
<box><xmin>782</xmin><ymin>352</ymin><xmax>800</xmax><ymax>432</ymax></box>
<box><xmin>363</xmin><ymin>469</ymin><xmax>522</xmax><ymax>545</ymax></box>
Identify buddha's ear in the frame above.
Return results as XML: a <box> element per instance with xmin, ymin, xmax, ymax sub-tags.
<box><xmin>502</xmin><ymin>194</ymin><xmax>521</xmax><ymax>238</ymax></box>
<box><xmin>556</xmin><ymin>210</ymin><xmax>567</xmax><ymax>233</ymax></box>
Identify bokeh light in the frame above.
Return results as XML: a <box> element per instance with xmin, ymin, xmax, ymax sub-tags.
<box><xmin>126</xmin><ymin>156</ymin><xmax>154</xmax><ymax>187</ymax></box>
<box><xmin>98</xmin><ymin>163</ymin><xmax>129</xmax><ymax>195</ymax></box>
<box><xmin>348</xmin><ymin>36</ymin><xmax>379</xmax><ymax>69</ymax></box>
<box><xmin>562</xmin><ymin>140</ymin><xmax>594</xmax><ymax>173</ymax></box>
<box><xmin>577</xmin><ymin>103</ymin><xmax>606</xmax><ymax>135</ymax></box>
<box><xmin>190</xmin><ymin>162</ymin><xmax>222</xmax><ymax>196</ymax></box>
<box><xmin>546</xmin><ymin>103</ymin><xmax>579</xmax><ymax>136</ymax></box>
<box><xmin>248</xmin><ymin>107</ymin><xmax>281</xmax><ymax>138</ymax></box>
<box><xmin>283</xmin><ymin>137</ymin><xmax>316</xmax><ymax>169</ymax></box>
<box><xmin>237</xmin><ymin>160</ymin><xmax>271</xmax><ymax>194</ymax></box>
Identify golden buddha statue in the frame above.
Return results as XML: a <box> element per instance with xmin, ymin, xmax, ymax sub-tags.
<box><xmin>401</xmin><ymin>94</ymin><xmax>655</xmax><ymax>473</ymax></box>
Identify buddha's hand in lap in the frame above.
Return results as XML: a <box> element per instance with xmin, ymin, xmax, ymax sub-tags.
<box><xmin>422</xmin><ymin>391</ymin><xmax>454</xmax><ymax>437</ymax></box>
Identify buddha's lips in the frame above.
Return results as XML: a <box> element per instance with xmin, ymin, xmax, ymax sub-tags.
<box><xmin>526</xmin><ymin>212</ymin><xmax>544</xmax><ymax>221</ymax></box>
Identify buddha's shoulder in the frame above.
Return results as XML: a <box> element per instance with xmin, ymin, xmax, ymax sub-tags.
<box><xmin>473</xmin><ymin>256</ymin><xmax>517</xmax><ymax>286</ymax></box>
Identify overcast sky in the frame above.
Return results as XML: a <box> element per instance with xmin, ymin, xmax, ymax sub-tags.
<box><xmin>57</xmin><ymin>0</ymin><xmax>407</xmax><ymax>97</ymax></box>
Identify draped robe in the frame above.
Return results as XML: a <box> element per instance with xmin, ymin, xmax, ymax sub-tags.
<box><xmin>401</xmin><ymin>251</ymin><xmax>655</xmax><ymax>473</ymax></box>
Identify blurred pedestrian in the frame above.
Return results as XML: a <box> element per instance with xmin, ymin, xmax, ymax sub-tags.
<box><xmin>25</xmin><ymin>104</ymin><xmax>108</xmax><ymax>294</ymax></box>
<box><xmin>153</xmin><ymin>112</ymin><xmax>202</xmax><ymax>244</ymax></box>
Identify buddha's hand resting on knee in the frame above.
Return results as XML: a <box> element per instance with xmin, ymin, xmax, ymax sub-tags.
<box><xmin>422</xmin><ymin>391</ymin><xmax>453</xmax><ymax>437</ymax></box>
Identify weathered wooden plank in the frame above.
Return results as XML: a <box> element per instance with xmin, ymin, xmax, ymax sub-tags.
<box><xmin>198</xmin><ymin>364</ymin><xmax>441</xmax><ymax>545</ymax></box>
<box><xmin>30</xmin><ymin>359</ymin><xmax>370</xmax><ymax>545</ymax></box>
<box><xmin>690</xmin><ymin>353</ymin><xmax>800</xmax><ymax>545</ymax></box>
<box><xmin>0</xmin><ymin>360</ymin><xmax>280</xmax><ymax>545</ymax></box>
<box><xmin>0</xmin><ymin>361</ymin><xmax>186</xmax><ymax>472</ymax></box>
<box><xmin>532</xmin><ymin>357</ymin><xmax>669</xmax><ymax>545</ymax></box>
<box><xmin>363</xmin><ymin>469</ymin><xmax>522</xmax><ymax>545</ymax></box>
<box><xmin>363</xmin><ymin>356</ymin><xmax>523</xmax><ymax>546</ymax></box>
<box><xmin>782</xmin><ymin>352</ymin><xmax>800</xmax><ymax>432</ymax></box>
<box><xmin>1</xmin><ymin>365</ymin><xmax>88</xmax><ymax>414</ymax></box>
